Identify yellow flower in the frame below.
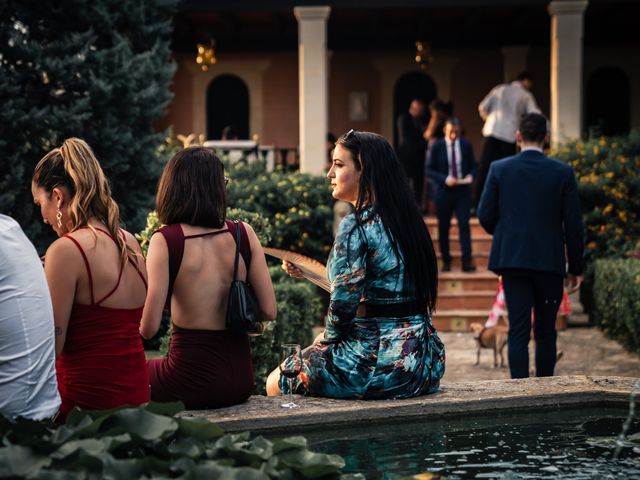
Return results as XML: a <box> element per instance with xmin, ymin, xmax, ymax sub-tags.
<box><xmin>603</xmin><ymin>204</ymin><xmax>613</xmax><ymax>215</ymax></box>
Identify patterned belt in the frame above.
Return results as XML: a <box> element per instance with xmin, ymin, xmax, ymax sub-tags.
<box><xmin>356</xmin><ymin>301</ymin><xmax>426</xmax><ymax>318</ymax></box>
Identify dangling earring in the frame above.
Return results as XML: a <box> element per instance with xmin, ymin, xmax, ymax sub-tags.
<box><xmin>56</xmin><ymin>208</ymin><xmax>63</xmax><ymax>229</ymax></box>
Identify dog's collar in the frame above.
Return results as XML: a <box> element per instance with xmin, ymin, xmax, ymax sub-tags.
<box><xmin>473</xmin><ymin>326</ymin><xmax>487</xmax><ymax>340</ymax></box>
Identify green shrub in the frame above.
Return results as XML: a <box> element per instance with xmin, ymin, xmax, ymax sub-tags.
<box><xmin>0</xmin><ymin>402</ymin><xmax>362</xmax><ymax>479</ymax></box>
<box><xmin>223</xmin><ymin>157</ymin><xmax>334</xmax><ymax>263</ymax></box>
<box><xmin>552</xmin><ymin>133</ymin><xmax>640</xmax><ymax>312</ymax></box>
<box><xmin>251</xmin><ymin>267</ymin><xmax>323</xmax><ymax>394</ymax></box>
<box><xmin>593</xmin><ymin>258</ymin><xmax>640</xmax><ymax>354</ymax></box>
<box><xmin>0</xmin><ymin>0</ymin><xmax>177</xmax><ymax>253</ymax></box>
<box><xmin>552</xmin><ymin>133</ymin><xmax>640</xmax><ymax>263</ymax></box>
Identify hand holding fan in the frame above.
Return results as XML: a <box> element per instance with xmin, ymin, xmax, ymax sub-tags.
<box><xmin>263</xmin><ymin>247</ymin><xmax>330</xmax><ymax>292</ymax></box>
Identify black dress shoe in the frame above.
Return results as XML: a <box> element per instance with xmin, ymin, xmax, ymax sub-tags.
<box><xmin>442</xmin><ymin>261</ymin><xmax>451</xmax><ymax>272</ymax></box>
<box><xmin>462</xmin><ymin>263</ymin><xmax>477</xmax><ymax>272</ymax></box>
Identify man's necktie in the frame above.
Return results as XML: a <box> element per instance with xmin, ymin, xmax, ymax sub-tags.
<box><xmin>450</xmin><ymin>142</ymin><xmax>458</xmax><ymax>179</ymax></box>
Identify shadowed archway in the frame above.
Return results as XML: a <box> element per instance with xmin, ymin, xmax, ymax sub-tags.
<box><xmin>207</xmin><ymin>74</ymin><xmax>250</xmax><ymax>140</ymax></box>
<box><xmin>586</xmin><ymin>67</ymin><xmax>630</xmax><ymax>136</ymax></box>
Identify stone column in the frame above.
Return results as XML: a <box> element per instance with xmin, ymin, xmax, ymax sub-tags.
<box><xmin>294</xmin><ymin>6</ymin><xmax>331</xmax><ymax>174</ymax></box>
<box><xmin>501</xmin><ymin>46</ymin><xmax>530</xmax><ymax>83</ymax></box>
<box><xmin>548</xmin><ymin>0</ymin><xmax>589</xmax><ymax>144</ymax></box>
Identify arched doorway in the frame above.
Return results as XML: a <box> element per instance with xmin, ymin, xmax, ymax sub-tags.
<box><xmin>207</xmin><ymin>74</ymin><xmax>250</xmax><ymax>140</ymax></box>
<box><xmin>586</xmin><ymin>67</ymin><xmax>630</xmax><ymax>136</ymax></box>
<box><xmin>393</xmin><ymin>71</ymin><xmax>437</xmax><ymax>148</ymax></box>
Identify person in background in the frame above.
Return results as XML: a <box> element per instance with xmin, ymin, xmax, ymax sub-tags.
<box><xmin>140</xmin><ymin>146</ymin><xmax>276</xmax><ymax>409</ymax></box>
<box><xmin>477</xmin><ymin>113</ymin><xmax>583</xmax><ymax>379</ymax></box>
<box><xmin>396</xmin><ymin>98</ymin><xmax>428</xmax><ymax>206</ymax></box>
<box><xmin>266</xmin><ymin>130</ymin><xmax>445</xmax><ymax>400</ymax></box>
<box><xmin>427</xmin><ymin>117</ymin><xmax>477</xmax><ymax>272</ymax></box>
<box><xmin>32</xmin><ymin>138</ymin><xmax>149</xmax><ymax>422</ymax></box>
<box><xmin>476</xmin><ymin>72</ymin><xmax>540</xmax><ymax>206</ymax></box>
<box><xmin>424</xmin><ymin>99</ymin><xmax>454</xmax><ymax>214</ymax></box>
<box><xmin>0</xmin><ymin>214</ymin><xmax>60</xmax><ymax>420</ymax></box>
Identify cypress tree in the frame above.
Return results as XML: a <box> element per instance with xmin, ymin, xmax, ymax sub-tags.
<box><xmin>0</xmin><ymin>0</ymin><xmax>177</xmax><ymax>250</ymax></box>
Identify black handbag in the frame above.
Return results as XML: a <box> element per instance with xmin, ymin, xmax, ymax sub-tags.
<box><xmin>226</xmin><ymin>221</ymin><xmax>264</xmax><ymax>336</ymax></box>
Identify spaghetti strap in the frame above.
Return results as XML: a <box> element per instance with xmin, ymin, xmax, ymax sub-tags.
<box><xmin>94</xmin><ymin>226</ymin><xmax>147</xmax><ymax>292</ymax></box>
<box><xmin>184</xmin><ymin>229</ymin><xmax>229</xmax><ymax>240</ymax></box>
<box><xmin>63</xmin><ymin>235</ymin><xmax>95</xmax><ymax>305</ymax></box>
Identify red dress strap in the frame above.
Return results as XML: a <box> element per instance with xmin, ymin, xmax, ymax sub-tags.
<box><xmin>155</xmin><ymin>224</ymin><xmax>185</xmax><ymax>310</ymax></box>
<box><xmin>63</xmin><ymin>235</ymin><xmax>95</xmax><ymax>305</ymax></box>
<box><xmin>94</xmin><ymin>227</ymin><xmax>148</xmax><ymax>291</ymax></box>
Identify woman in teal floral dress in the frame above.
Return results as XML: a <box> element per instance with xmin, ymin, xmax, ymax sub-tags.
<box><xmin>266</xmin><ymin>130</ymin><xmax>445</xmax><ymax>399</ymax></box>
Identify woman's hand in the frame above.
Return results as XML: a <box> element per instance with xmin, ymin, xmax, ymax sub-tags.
<box><xmin>282</xmin><ymin>260</ymin><xmax>304</xmax><ymax>279</ymax></box>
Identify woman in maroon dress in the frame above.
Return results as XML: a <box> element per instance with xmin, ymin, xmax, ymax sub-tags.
<box><xmin>140</xmin><ymin>147</ymin><xmax>276</xmax><ymax>409</ymax></box>
<box><xmin>32</xmin><ymin>138</ymin><xmax>149</xmax><ymax>422</ymax></box>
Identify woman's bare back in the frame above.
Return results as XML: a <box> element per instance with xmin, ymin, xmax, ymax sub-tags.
<box><xmin>170</xmin><ymin>224</ymin><xmax>247</xmax><ymax>331</ymax></box>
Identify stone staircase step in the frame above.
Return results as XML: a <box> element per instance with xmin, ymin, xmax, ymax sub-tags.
<box><xmin>437</xmin><ymin>252</ymin><xmax>490</xmax><ymax>270</ymax></box>
<box><xmin>432</xmin><ymin>309</ymin><xmax>489</xmax><ymax>332</ymax></box>
<box><xmin>425</xmin><ymin>216</ymin><xmax>487</xmax><ymax>238</ymax></box>
<box><xmin>437</xmin><ymin>290</ymin><xmax>496</xmax><ymax>310</ymax></box>
<box><xmin>438</xmin><ymin>270</ymin><xmax>499</xmax><ymax>292</ymax></box>
<box><xmin>433</xmin><ymin>235</ymin><xmax>493</xmax><ymax>255</ymax></box>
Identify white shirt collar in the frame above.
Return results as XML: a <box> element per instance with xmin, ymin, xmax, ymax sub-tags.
<box><xmin>521</xmin><ymin>146</ymin><xmax>543</xmax><ymax>153</ymax></box>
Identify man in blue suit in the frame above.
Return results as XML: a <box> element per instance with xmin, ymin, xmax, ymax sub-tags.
<box><xmin>477</xmin><ymin>113</ymin><xmax>584</xmax><ymax>379</ymax></box>
<box><xmin>427</xmin><ymin>117</ymin><xmax>477</xmax><ymax>272</ymax></box>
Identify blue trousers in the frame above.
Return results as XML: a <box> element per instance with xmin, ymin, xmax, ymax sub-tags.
<box><xmin>502</xmin><ymin>270</ymin><xmax>563</xmax><ymax>378</ymax></box>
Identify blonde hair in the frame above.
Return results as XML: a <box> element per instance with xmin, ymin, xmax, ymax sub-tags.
<box><xmin>33</xmin><ymin>138</ymin><xmax>130</xmax><ymax>265</ymax></box>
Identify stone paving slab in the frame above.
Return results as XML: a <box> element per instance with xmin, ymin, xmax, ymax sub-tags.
<box><xmin>440</xmin><ymin>327</ymin><xmax>640</xmax><ymax>384</ymax></box>
<box><xmin>181</xmin><ymin>375</ymin><xmax>638</xmax><ymax>434</ymax></box>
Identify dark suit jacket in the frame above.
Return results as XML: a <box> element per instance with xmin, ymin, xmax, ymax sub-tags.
<box><xmin>426</xmin><ymin>138</ymin><xmax>477</xmax><ymax>200</ymax></box>
<box><xmin>477</xmin><ymin>149</ymin><xmax>584</xmax><ymax>276</ymax></box>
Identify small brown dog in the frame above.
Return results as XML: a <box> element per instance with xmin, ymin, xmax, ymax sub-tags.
<box><xmin>469</xmin><ymin>322</ymin><xmax>509</xmax><ymax>368</ymax></box>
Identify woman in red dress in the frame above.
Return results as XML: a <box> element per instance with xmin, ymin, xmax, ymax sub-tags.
<box><xmin>32</xmin><ymin>138</ymin><xmax>149</xmax><ymax>422</ymax></box>
<box><xmin>140</xmin><ymin>147</ymin><xmax>276</xmax><ymax>409</ymax></box>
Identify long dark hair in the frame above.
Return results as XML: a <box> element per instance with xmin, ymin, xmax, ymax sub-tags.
<box><xmin>336</xmin><ymin>130</ymin><xmax>438</xmax><ymax>312</ymax></box>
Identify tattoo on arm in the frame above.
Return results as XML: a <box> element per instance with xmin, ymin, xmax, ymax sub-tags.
<box><xmin>55</xmin><ymin>327</ymin><xmax>63</xmax><ymax>336</ymax></box>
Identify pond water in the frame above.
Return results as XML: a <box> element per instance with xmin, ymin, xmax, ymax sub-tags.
<box><xmin>304</xmin><ymin>407</ymin><xmax>640</xmax><ymax>479</ymax></box>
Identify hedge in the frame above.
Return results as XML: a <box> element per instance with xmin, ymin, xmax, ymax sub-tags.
<box><xmin>552</xmin><ymin>132</ymin><xmax>640</xmax><ymax>312</ymax></box>
<box><xmin>593</xmin><ymin>258</ymin><xmax>640</xmax><ymax>354</ymax></box>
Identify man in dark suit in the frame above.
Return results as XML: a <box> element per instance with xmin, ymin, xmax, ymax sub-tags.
<box><xmin>427</xmin><ymin>117</ymin><xmax>477</xmax><ymax>272</ymax></box>
<box><xmin>397</xmin><ymin>98</ymin><xmax>427</xmax><ymax>206</ymax></box>
<box><xmin>477</xmin><ymin>113</ymin><xmax>584</xmax><ymax>379</ymax></box>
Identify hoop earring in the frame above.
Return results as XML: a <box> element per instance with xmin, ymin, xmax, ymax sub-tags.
<box><xmin>56</xmin><ymin>208</ymin><xmax>62</xmax><ymax>229</ymax></box>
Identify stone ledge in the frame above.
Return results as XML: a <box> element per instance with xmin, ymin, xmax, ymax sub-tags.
<box><xmin>179</xmin><ymin>375</ymin><xmax>638</xmax><ymax>434</ymax></box>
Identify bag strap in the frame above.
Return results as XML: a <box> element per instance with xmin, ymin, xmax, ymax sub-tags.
<box><xmin>232</xmin><ymin>220</ymin><xmax>241</xmax><ymax>282</ymax></box>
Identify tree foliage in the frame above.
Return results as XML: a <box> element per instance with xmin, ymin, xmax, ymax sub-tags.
<box><xmin>0</xmin><ymin>0</ymin><xmax>177</xmax><ymax>252</ymax></box>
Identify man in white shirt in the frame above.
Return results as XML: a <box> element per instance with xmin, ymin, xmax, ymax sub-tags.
<box><xmin>475</xmin><ymin>72</ymin><xmax>540</xmax><ymax>206</ymax></box>
<box><xmin>0</xmin><ymin>215</ymin><xmax>60</xmax><ymax>419</ymax></box>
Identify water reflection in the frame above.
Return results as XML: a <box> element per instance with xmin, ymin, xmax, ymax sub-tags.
<box><xmin>306</xmin><ymin>407</ymin><xmax>640</xmax><ymax>479</ymax></box>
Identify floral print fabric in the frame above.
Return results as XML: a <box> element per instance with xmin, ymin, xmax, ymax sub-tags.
<box><xmin>279</xmin><ymin>210</ymin><xmax>445</xmax><ymax>399</ymax></box>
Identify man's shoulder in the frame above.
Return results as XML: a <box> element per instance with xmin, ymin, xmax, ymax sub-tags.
<box><xmin>491</xmin><ymin>154</ymin><xmax>518</xmax><ymax>170</ymax></box>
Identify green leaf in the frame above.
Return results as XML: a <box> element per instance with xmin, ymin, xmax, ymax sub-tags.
<box><xmin>0</xmin><ymin>445</ymin><xmax>51</xmax><ymax>476</ymax></box>
<box><xmin>167</xmin><ymin>437</ymin><xmax>205</xmax><ymax>458</ymax></box>
<box><xmin>176</xmin><ymin>416</ymin><xmax>224</xmax><ymax>441</ymax></box>
<box><xmin>144</xmin><ymin>401</ymin><xmax>185</xmax><ymax>417</ymax></box>
<box><xmin>272</xmin><ymin>436</ymin><xmax>308</xmax><ymax>453</ymax></box>
<box><xmin>277</xmin><ymin>449</ymin><xmax>346</xmax><ymax>478</ymax></box>
<box><xmin>102</xmin><ymin>456</ymin><xmax>146</xmax><ymax>480</ymax></box>
<box><xmin>100</xmin><ymin>408</ymin><xmax>179</xmax><ymax>441</ymax></box>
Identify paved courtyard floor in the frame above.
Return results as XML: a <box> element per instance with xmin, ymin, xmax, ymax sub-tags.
<box><xmin>440</xmin><ymin>326</ymin><xmax>640</xmax><ymax>384</ymax></box>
